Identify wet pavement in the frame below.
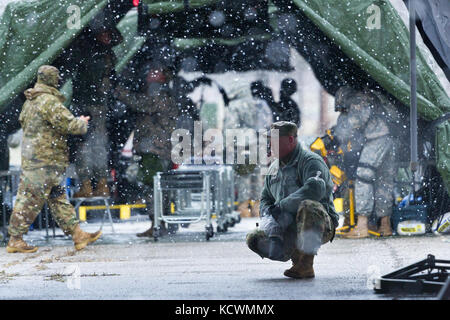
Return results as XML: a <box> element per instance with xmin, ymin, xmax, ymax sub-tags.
<box><xmin>0</xmin><ymin>216</ymin><xmax>449</xmax><ymax>300</ymax></box>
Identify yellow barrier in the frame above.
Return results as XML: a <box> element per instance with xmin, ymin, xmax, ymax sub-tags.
<box><xmin>78</xmin><ymin>207</ymin><xmax>87</xmax><ymax>221</ymax></box>
<box><xmin>77</xmin><ymin>204</ymin><xmax>146</xmax><ymax>221</ymax></box>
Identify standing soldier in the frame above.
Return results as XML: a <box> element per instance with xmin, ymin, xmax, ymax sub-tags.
<box><xmin>277</xmin><ymin>78</ymin><xmax>301</xmax><ymax>128</ymax></box>
<box><xmin>333</xmin><ymin>87</ymin><xmax>402</xmax><ymax>238</ymax></box>
<box><xmin>116</xmin><ymin>68</ymin><xmax>178</xmax><ymax>237</ymax></box>
<box><xmin>224</xmin><ymin>84</ymin><xmax>272</xmax><ymax>217</ymax></box>
<box><xmin>70</xmin><ymin>26</ymin><xmax>123</xmax><ymax>198</ymax></box>
<box><xmin>250</xmin><ymin>80</ymin><xmax>278</xmax><ymax>122</ymax></box>
<box><xmin>246</xmin><ymin>122</ymin><xmax>338</xmax><ymax>278</ymax></box>
<box><xmin>7</xmin><ymin>65</ymin><xmax>102</xmax><ymax>253</ymax></box>
<box><xmin>173</xmin><ymin>75</ymin><xmax>212</xmax><ymax>134</ymax></box>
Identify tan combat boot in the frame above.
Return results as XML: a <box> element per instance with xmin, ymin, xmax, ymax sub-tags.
<box><xmin>136</xmin><ymin>222</ymin><xmax>168</xmax><ymax>238</ymax></box>
<box><xmin>92</xmin><ymin>178</ymin><xmax>110</xmax><ymax>197</ymax></box>
<box><xmin>73</xmin><ymin>180</ymin><xmax>93</xmax><ymax>198</ymax></box>
<box><xmin>72</xmin><ymin>225</ymin><xmax>102</xmax><ymax>251</ymax></box>
<box><xmin>378</xmin><ymin>216</ymin><xmax>393</xmax><ymax>236</ymax></box>
<box><xmin>341</xmin><ymin>215</ymin><xmax>369</xmax><ymax>239</ymax></box>
<box><xmin>6</xmin><ymin>235</ymin><xmax>38</xmax><ymax>253</ymax></box>
<box><xmin>284</xmin><ymin>250</ymin><xmax>315</xmax><ymax>279</ymax></box>
<box><xmin>136</xmin><ymin>227</ymin><xmax>153</xmax><ymax>238</ymax></box>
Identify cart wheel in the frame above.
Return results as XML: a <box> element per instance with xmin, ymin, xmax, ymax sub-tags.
<box><xmin>229</xmin><ymin>220</ymin><xmax>236</xmax><ymax>227</ymax></box>
<box><xmin>167</xmin><ymin>223</ymin><xmax>179</xmax><ymax>235</ymax></box>
<box><xmin>217</xmin><ymin>224</ymin><xmax>228</xmax><ymax>233</ymax></box>
<box><xmin>206</xmin><ymin>226</ymin><xmax>214</xmax><ymax>241</ymax></box>
<box><xmin>153</xmin><ymin>227</ymin><xmax>160</xmax><ymax>241</ymax></box>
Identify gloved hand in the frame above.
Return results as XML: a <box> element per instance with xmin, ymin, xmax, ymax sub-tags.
<box><xmin>262</xmin><ymin>204</ymin><xmax>281</xmax><ymax>220</ymax></box>
<box><xmin>270</xmin><ymin>204</ymin><xmax>282</xmax><ymax>220</ymax></box>
<box><xmin>303</xmin><ymin>171</ymin><xmax>326</xmax><ymax>201</ymax></box>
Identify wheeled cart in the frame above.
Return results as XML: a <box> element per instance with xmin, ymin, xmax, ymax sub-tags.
<box><xmin>153</xmin><ymin>164</ymin><xmax>240</xmax><ymax>241</ymax></box>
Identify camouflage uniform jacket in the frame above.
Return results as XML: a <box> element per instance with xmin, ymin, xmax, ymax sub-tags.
<box><xmin>117</xmin><ymin>87</ymin><xmax>178</xmax><ymax>160</ymax></box>
<box><xmin>20</xmin><ymin>83</ymin><xmax>87</xmax><ymax>170</ymax></box>
<box><xmin>260</xmin><ymin>143</ymin><xmax>339</xmax><ymax>227</ymax></box>
<box><xmin>333</xmin><ymin>90</ymin><xmax>393</xmax><ymax>152</ymax></box>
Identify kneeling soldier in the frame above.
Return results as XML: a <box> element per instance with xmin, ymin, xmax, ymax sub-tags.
<box><xmin>246</xmin><ymin>121</ymin><xmax>338</xmax><ymax>278</ymax></box>
<box><xmin>7</xmin><ymin>65</ymin><xmax>102</xmax><ymax>253</ymax></box>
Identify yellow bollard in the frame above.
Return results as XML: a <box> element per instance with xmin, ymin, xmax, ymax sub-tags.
<box><xmin>120</xmin><ymin>205</ymin><xmax>131</xmax><ymax>220</ymax></box>
<box><xmin>78</xmin><ymin>206</ymin><xmax>87</xmax><ymax>221</ymax></box>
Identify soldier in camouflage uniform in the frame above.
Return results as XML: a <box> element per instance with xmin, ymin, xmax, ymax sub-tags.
<box><xmin>333</xmin><ymin>87</ymin><xmax>401</xmax><ymax>238</ymax></box>
<box><xmin>223</xmin><ymin>84</ymin><xmax>272</xmax><ymax>216</ymax></box>
<box><xmin>246</xmin><ymin>122</ymin><xmax>338</xmax><ymax>279</ymax></box>
<box><xmin>70</xmin><ymin>27</ymin><xmax>122</xmax><ymax>198</ymax></box>
<box><xmin>116</xmin><ymin>68</ymin><xmax>178</xmax><ymax>237</ymax></box>
<box><xmin>7</xmin><ymin>65</ymin><xmax>102</xmax><ymax>253</ymax></box>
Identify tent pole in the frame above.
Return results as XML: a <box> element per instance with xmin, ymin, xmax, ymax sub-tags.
<box><xmin>409</xmin><ymin>0</ymin><xmax>418</xmax><ymax>193</ymax></box>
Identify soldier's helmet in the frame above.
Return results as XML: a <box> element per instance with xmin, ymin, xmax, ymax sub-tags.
<box><xmin>37</xmin><ymin>65</ymin><xmax>61</xmax><ymax>88</ymax></box>
<box><xmin>335</xmin><ymin>86</ymin><xmax>358</xmax><ymax>112</ymax></box>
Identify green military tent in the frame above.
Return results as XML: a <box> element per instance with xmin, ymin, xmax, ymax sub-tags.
<box><xmin>0</xmin><ymin>0</ymin><xmax>449</xmax><ymax>192</ymax></box>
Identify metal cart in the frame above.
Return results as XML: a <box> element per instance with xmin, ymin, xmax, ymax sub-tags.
<box><xmin>153</xmin><ymin>164</ymin><xmax>240</xmax><ymax>241</ymax></box>
<box><xmin>0</xmin><ymin>169</ymin><xmax>20</xmax><ymax>241</ymax></box>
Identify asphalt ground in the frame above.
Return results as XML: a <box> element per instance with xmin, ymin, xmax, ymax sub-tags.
<box><xmin>0</xmin><ymin>217</ymin><xmax>449</xmax><ymax>300</ymax></box>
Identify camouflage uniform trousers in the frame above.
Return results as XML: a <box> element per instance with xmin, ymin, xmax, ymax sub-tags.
<box><xmin>8</xmin><ymin>167</ymin><xmax>79</xmax><ymax>237</ymax></box>
<box><xmin>355</xmin><ymin>136</ymin><xmax>398</xmax><ymax>218</ymax></box>
<box><xmin>246</xmin><ymin>200</ymin><xmax>335</xmax><ymax>261</ymax></box>
<box><xmin>74</xmin><ymin>104</ymin><xmax>109</xmax><ymax>181</ymax></box>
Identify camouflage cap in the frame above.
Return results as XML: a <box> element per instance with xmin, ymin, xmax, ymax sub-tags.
<box><xmin>37</xmin><ymin>65</ymin><xmax>61</xmax><ymax>88</ymax></box>
<box><xmin>270</xmin><ymin>121</ymin><xmax>298</xmax><ymax>137</ymax></box>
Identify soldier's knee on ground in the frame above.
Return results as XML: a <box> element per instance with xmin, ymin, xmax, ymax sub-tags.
<box><xmin>296</xmin><ymin>200</ymin><xmax>331</xmax><ymax>255</ymax></box>
<box><xmin>246</xmin><ymin>229</ymin><xmax>291</xmax><ymax>262</ymax></box>
<box><xmin>246</xmin><ymin>229</ymin><xmax>266</xmax><ymax>253</ymax></box>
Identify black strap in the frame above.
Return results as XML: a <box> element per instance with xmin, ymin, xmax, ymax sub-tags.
<box><xmin>357</xmin><ymin>162</ymin><xmax>378</xmax><ymax>172</ymax></box>
<box><xmin>355</xmin><ymin>174</ymin><xmax>376</xmax><ymax>185</ymax></box>
<box><xmin>429</xmin><ymin>113</ymin><xmax>450</xmax><ymax>129</ymax></box>
<box><xmin>184</xmin><ymin>0</ymin><xmax>190</xmax><ymax>10</ymax></box>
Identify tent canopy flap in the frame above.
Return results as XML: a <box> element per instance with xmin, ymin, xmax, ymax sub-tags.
<box><xmin>290</xmin><ymin>0</ymin><xmax>450</xmax><ymax>119</ymax></box>
<box><xmin>0</xmin><ymin>0</ymin><xmax>108</xmax><ymax>112</ymax></box>
<box><xmin>289</xmin><ymin>0</ymin><xmax>450</xmax><ymax>193</ymax></box>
